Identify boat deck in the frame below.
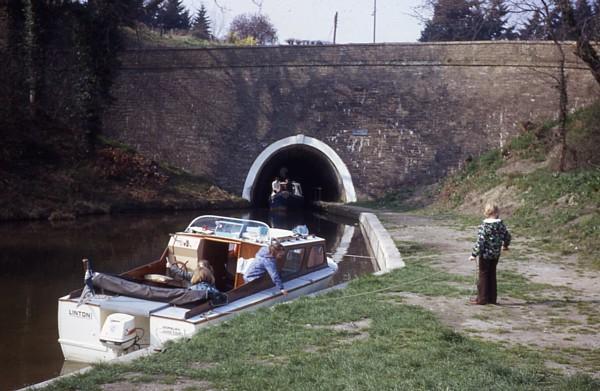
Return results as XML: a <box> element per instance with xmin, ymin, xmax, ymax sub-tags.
<box><xmin>151</xmin><ymin>265</ymin><xmax>334</xmax><ymax>323</ymax></box>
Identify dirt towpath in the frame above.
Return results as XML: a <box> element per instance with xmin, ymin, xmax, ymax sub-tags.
<box><xmin>379</xmin><ymin>212</ymin><xmax>600</xmax><ymax>378</ymax></box>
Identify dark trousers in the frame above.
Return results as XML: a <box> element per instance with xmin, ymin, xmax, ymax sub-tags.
<box><xmin>477</xmin><ymin>257</ymin><xmax>499</xmax><ymax>304</ymax></box>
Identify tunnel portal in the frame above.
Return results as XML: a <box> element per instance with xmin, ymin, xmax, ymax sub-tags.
<box><xmin>251</xmin><ymin>145</ymin><xmax>342</xmax><ymax>207</ymax></box>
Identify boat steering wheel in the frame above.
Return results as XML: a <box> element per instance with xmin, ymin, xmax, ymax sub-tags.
<box><xmin>170</xmin><ymin>259</ymin><xmax>189</xmax><ymax>275</ymax></box>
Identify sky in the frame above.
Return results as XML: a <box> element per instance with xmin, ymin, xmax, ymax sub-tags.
<box><xmin>182</xmin><ymin>0</ymin><xmax>425</xmax><ymax>44</ymax></box>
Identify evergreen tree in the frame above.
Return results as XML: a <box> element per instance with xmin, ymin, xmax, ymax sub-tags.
<box><xmin>574</xmin><ymin>0</ymin><xmax>594</xmax><ymax>30</ymax></box>
<box><xmin>158</xmin><ymin>0</ymin><xmax>190</xmax><ymax>30</ymax></box>
<box><xmin>420</xmin><ymin>0</ymin><xmax>479</xmax><ymax>41</ymax></box>
<box><xmin>420</xmin><ymin>0</ymin><xmax>516</xmax><ymax>41</ymax></box>
<box><xmin>481</xmin><ymin>0</ymin><xmax>513</xmax><ymax>40</ymax></box>
<box><xmin>138</xmin><ymin>0</ymin><xmax>165</xmax><ymax>28</ymax></box>
<box><xmin>192</xmin><ymin>4</ymin><xmax>211</xmax><ymax>40</ymax></box>
<box><xmin>519</xmin><ymin>9</ymin><xmax>548</xmax><ymax>40</ymax></box>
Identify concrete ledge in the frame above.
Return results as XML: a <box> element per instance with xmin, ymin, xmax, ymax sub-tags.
<box><xmin>314</xmin><ymin>202</ymin><xmax>404</xmax><ymax>273</ymax></box>
<box><xmin>359</xmin><ymin>213</ymin><xmax>405</xmax><ymax>272</ymax></box>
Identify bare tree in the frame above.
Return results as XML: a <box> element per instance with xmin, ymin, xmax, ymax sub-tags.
<box><xmin>507</xmin><ymin>0</ymin><xmax>576</xmax><ymax>171</ymax></box>
<box><xmin>556</xmin><ymin>0</ymin><xmax>600</xmax><ymax>86</ymax></box>
<box><xmin>508</xmin><ymin>0</ymin><xmax>600</xmax><ymax>87</ymax></box>
<box><xmin>228</xmin><ymin>13</ymin><xmax>277</xmax><ymax>45</ymax></box>
<box><xmin>251</xmin><ymin>0</ymin><xmax>264</xmax><ymax>13</ymax></box>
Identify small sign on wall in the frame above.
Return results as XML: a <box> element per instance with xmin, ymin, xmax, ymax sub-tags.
<box><xmin>351</xmin><ymin>129</ymin><xmax>368</xmax><ymax>136</ymax></box>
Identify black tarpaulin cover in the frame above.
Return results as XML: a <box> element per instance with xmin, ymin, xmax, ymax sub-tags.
<box><xmin>92</xmin><ymin>273</ymin><xmax>209</xmax><ymax>306</ymax></box>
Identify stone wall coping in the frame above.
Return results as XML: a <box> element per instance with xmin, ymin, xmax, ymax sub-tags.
<box><xmin>118</xmin><ymin>41</ymin><xmax>591</xmax><ymax>70</ymax></box>
<box><xmin>124</xmin><ymin>40</ymin><xmax>580</xmax><ymax>53</ymax></box>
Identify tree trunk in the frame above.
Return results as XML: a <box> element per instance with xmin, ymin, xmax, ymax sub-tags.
<box><xmin>575</xmin><ymin>39</ymin><xmax>600</xmax><ymax>87</ymax></box>
<box><xmin>557</xmin><ymin>54</ymin><xmax>568</xmax><ymax>172</ymax></box>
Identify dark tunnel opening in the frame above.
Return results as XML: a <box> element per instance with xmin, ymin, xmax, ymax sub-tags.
<box><xmin>251</xmin><ymin>146</ymin><xmax>342</xmax><ymax>207</ymax></box>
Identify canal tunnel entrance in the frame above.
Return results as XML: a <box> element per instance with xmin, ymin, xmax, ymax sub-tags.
<box><xmin>243</xmin><ymin>135</ymin><xmax>357</xmax><ymax>207</ymax></box>
<box><xmin>252</xmin><ymin>146</ymin><xmax>340</xmax><ymax>207</ymax></box>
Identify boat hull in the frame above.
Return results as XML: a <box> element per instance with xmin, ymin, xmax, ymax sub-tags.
<box><xmin>269</xmin><ymin>191</ymin><xmax>304</xmax><ymax>210</ymax></box>
<box><xmin>58</xmin><ymin>263</ymin><xmax>336</xmax><ymax>363</ymax></box>
<box><xmin>58</xmin><ymin>296</ymin><xmax>155</xmax><ymax>363</ymax></box>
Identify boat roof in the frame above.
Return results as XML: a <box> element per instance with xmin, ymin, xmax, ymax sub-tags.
<box><xmin>183</xmin><ymin>215</ymin><xmax>324</xmax><ymax>246</ymax></box>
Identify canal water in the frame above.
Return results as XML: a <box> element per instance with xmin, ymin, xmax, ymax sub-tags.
<box><xmin>0</xmin><ymin>209</ymin><xmax>375</xmax><ymax>390</ymax></box>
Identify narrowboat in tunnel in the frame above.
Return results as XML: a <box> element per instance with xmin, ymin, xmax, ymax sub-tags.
<box><xmin>269</xmin><ymin>180</ymin><xmax>305</xmax><ymax>210</ymax></box>
<box><xmin>58</xmin><ymin>215</ymin><xmax>337</xmax><ymax>363</ymax></box>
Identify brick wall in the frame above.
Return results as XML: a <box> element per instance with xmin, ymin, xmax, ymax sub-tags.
<box><xmin>102</xmin><ymin>42</ymin><xmax>599</xmax><ymax>200</ymax></box>
<box><xmin>0</xmin><ymin>1</ymin><xmax>7</xmax><ymax>49</ymax></box>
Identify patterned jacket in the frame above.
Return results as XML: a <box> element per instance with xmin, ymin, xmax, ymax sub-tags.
<box><xmin>471</xmin><ymin>218</ymin><xmax>511</xmax><ymax>260</ymax></box>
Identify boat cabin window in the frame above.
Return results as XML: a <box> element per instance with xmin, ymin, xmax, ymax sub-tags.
<box><xmin>282</xmin><ymin>248</ymin><xmax>304</xmax><ymax>276</ymax></box>
<box><xmin>307</xmin><ymin>245</ymin><xmax>325</xmax><ymax>268</ymax></box>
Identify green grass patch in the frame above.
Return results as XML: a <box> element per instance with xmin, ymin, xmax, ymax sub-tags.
<box><xmin>507</xmin><ymin>168</ymin><xmax>600</xmax><ymax>265</ymax></box>
<box><xmin>440</xmin><ymin>149</ymin><xmax>504</xmax><ymax>206</ymax></box>
<box><xmin>364</xmin><ymin>261</ymin><xmax>473</xmax><ymax>298</ymax></box>
<box><xmin>122</xmin><ymin>26</ymin><xmax>218</xmax><ymax>48</ymax></box>
<box><xmin>394</xmin><ymin>240</ymin><xmax>438</xmax><ymax>257</ymax></box>
<box><xmin>496</xmin><ymin>270</ymin><xmax>564</xmax><ymax>302</ymax></box>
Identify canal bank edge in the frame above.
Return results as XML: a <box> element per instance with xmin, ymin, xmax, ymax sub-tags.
<box><xmin>359</xmin><ymin>213</ymin><xmax>405</xmax><ymax>273</ymax></box>
<box><xmin>21</xmin><ymin>205</ymin><xmax>401</xmax><ymax>391</ymax></box>
<box><xmin>313</xmin><ymin>202</ymin><xmax>404</xmax><ymax>273</ymax></box>
<box><xmin>19</xmin><ymin>346</ymin><xmax>156</xmax><ymax>391</ymax></box>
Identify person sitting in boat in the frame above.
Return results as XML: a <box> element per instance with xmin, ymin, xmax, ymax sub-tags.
<box><xmin>190</xmin><ymin>259</ymin><xmax>215</xmax><ymax>286</ymax></box>
<box><xmin>167</xmin><ymin>258</ymin><xmax>213</xmax><ymax>286</ymax></box>
<box><xmin>167</xmin><ymin>259</ymin><xmax>227</xmax><ymax>305</ymax></box>
<box><xmin>279</xmin><ymin>177</ymin><xmax>288</xmax><ymax>191</ymax></box>
<box><xmin>271</xmin><ymin>176</ymin><xmax>281</xmax><ymax>197</ymax></box>
<box><xmin>243</xmin><ymin>241</ymin><xmax>288</xmax><ymax>296</ymax></box>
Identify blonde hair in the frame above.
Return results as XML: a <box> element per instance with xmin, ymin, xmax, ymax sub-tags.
<box><xmin>484</xmin><ymin>202</ymin><xmax>499</xmax><ymax>218</ymax></box>
<box><xmin>191</xmin><ymin>259</ymin><xmax>215</xmax><ymax>285</ymax></box>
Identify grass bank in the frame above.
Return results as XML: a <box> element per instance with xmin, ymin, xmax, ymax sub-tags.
<box><xmin>357</xmin><ymin>102</ymin><xmax>600</xmax><ymax>267</ymax></box>
<box><xmin>41</xmin><ymin>253</ymin><xmax>599</xmax><ymax>390</ymax></box>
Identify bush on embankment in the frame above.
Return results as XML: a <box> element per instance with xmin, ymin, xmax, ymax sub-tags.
<box><xmin>0</xmin><ymin>121</ymin><xmax>247</xmax><ymax>222</ymax></box>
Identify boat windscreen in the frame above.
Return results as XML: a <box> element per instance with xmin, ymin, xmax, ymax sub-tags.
<box><xmin>185</xmin><ymin>215</ymin><xmax>271</xmax><ymax>242</ymax></box>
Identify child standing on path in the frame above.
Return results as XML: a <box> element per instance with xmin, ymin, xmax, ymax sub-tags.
<box><xmin>469</xmin><ymin>203</ymin><xmax>511</xmax><ymax>305</ymax></box>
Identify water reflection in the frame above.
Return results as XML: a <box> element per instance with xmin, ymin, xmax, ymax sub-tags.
<box><xmin>0</xmin><ymin>209</ymin><xmax>373</xmax><ymax>390</ymax></box>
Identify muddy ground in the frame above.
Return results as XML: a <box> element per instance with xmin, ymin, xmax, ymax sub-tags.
<box><xmin>380</xmin><ymin>212</ymin><xmax>600</xmax><ymax>378</ymax></box>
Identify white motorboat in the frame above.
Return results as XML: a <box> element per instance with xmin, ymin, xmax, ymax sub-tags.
<box><xmin>58</xmin><ymin>215</ymin><xmax>337</xmax><ymax>363</ymax></box>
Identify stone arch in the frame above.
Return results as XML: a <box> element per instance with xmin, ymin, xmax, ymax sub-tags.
<box><xmin>242</xmin><ymin>135</ymin><xmax>357</xmax><ymax>204</ymax></box>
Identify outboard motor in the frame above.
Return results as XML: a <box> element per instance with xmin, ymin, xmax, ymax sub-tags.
<box><xmin>99</xmin><ymin>313</ymin><xmax>137</xmax><ymax>352</ymax></box>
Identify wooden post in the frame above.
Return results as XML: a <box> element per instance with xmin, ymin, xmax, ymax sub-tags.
<box><xmin>333</xmin><ymin>12</ymin><xmax>338</xmax><ymax>44</ymax></box>
<box><xmin>373</xmin><ymin>0</ymin><xmax>377</xmax><ymax>43</ymax></box>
